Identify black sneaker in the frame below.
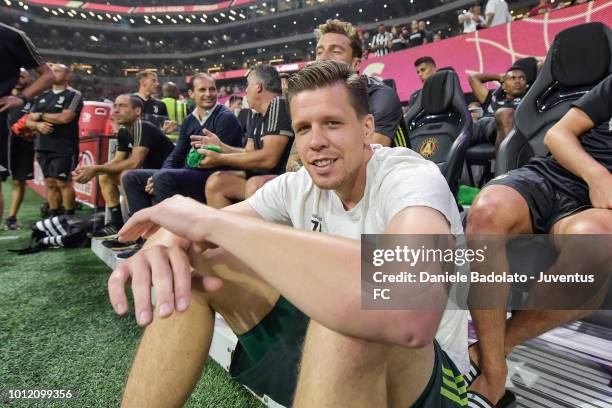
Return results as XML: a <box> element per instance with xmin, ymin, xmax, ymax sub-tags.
<box><xmin>115</xmin><ymin>247</ymin><xmax>140</xmax><ymax>259</ymax></box>
<box><xmin>102</xmin><ymin>237</ymin><xmax>142</xmax><ymax>251</ymax></box>
<box><xmin>4</xmin><ymin>216</ymin><xmax>20</xmax><ymax>231</ymax></box>
<box><xmin>92</xmin><ymin>224</ymin><xmax>119</xmax><ymax>239</ymax></box>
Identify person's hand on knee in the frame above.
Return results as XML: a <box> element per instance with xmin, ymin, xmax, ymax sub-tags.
<box><xmin>108</xmin><ymin>243</ymin><xmax>222</xmax><ymax>326</ymax></box>
<box><xmin>145</xmin><ymin>176</ymin><xmax>155</xmax><ymax>195</ymax></box>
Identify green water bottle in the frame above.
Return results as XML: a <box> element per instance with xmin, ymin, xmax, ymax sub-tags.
<box><xmin>186</xmin><ymin>145</ymin><xmax>223</xmax><ymax>168</ymax></box>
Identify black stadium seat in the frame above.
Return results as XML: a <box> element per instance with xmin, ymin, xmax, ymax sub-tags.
<box><xmin>404</xmin><ymin>70</ymin><xmax>472</xmax><ymax>197</ymax></box>
<box><xmin>495</xmin><ymin>22</ymin><xmax>612</xmax><ymax>175</ymax></box>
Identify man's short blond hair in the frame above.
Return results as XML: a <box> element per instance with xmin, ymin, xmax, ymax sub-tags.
<box><xmin>314</xmin><ymin>19</ymin><xmax>363</xmax><ymax>59</ymax></box>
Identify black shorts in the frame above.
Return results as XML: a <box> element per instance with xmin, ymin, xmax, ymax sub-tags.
<box><xmin>8</xmin><ymin>134</ymin><xmax>34</xmax><ymax>181</ymax></box>
<box><xmin>36</xmin><ymin>151</ymin><xmax>77</xmax><ymax>181</ymax></box>
<box><xmin>229</xmin><ymin>298</ymin><xmax>467</xmax><ymax>407</ymax></box>
<box><xmin>487</xmin><ymin>163</ymin><xmax>591</xmax><ymax>233</ymax></box>
<box><xmin>470</xmin><ymin>116</ymin><xmax>496</xmax><ymax>145</ymax></box>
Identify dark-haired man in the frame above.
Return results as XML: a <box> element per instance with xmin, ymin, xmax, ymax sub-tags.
<box><xmin>26</xmin><ymin>63</ymin><xmax>83</xmax><ymax>217</ymax></box>
<box><xmin>315</xmin><ymin>19</ymin><xmax>409</xmax><ymax>148</ymax></box>
<box><xmin>4</xmin><ymin>69</ymin><xmax>35</xmax><ymax>230</ymax></box>
<box><xmin>197</xmin><ymin>64</ymin><xmax>294</xmax><ymax>208</ymax></box>
<box><xmin>408</xmin><ymin>56</ymin><xmax>438</xmax><ymax>107</ymax></box>
<box><xmin>108</xmin><ymin>60</ymin><xmax>468</xmax><ymax>408</ymax></box>
<box><xmin>72</xmin><ymin>94</ymin><xmax>174</xmax><ymax>236</ymax></box>
<box><xmin>469</xmin><ymin>65</ymin><xmax>528</xmax><ymax>150</ymax></box>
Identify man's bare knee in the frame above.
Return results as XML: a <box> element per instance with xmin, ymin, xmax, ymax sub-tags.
<box><xmin>467</xmin><ymin>186</ymin><xmax>531</xmax><ymax>234</ymax></box>
<box><xmin>495</xmin><ymin>108</ymin><xmax>514</xmax><ymax>128</ymax></box>
<box><xmin>204</xmin><ymin>171</ymin><xmax>226</xmax><ymax>196</ymax></box>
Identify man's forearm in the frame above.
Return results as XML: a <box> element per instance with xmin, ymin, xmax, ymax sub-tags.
<box><xmin>40</xmin><ymin>112</ymin><xmax>73</xmax><ymax>125</ymax></box>
<box><xmin>203</xmin><ymin>211</ymin><xmax>442</xmax><ymax>346</ymax></box>
<box><xmin>97</xmin><ymin>159</ymin><xmax>139</xmax><ymax>175</ymax></box>
<box><xmin>473</xmin><ymin>73</ymin><xmax>503</xmax><ymax>83</ymax></box>
<box><xmin>220</xmin><ymin>143</ymin><xmax>245</xmax><ymax>154</ymax></box>
<box><xmin>546</xmin><ymin>129</ymin><xmax>609</xmax><ymax>184</ymax></box>
<box><xmin>217</xmin><ymin>150</ymin><xmax>277</xmax><ymax>170</ymax></box>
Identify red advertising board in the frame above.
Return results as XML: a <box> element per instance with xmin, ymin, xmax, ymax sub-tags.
<box><xmin>24</xmin><ymin>0</ymin><xmax>252</xmax><ymax>14</ymax></box>
<box><xmin>359</xmin><ymin>0</ymin><xmax>612</xmax><ymax>102</ymax></box>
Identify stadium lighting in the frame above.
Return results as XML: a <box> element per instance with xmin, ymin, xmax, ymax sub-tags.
<box><xmin>89</xmin><ymin>11</ymin><xmax>94</xmax><ymax>16</ymax></box>
<box><xmin>51</xmin><ymin>10</ymin><xmax>58</xmax><ymax>15</ymax></box>
<box><xmin>359</xmin><ymin>8</ymin><xmax>362</xmax><ymax>13</ymax></box>
<box><xmin>90</xmin><ymin>35</ymin><xmax>98</xmax><ymax>42</ymax></box>
<box><xmin>213</xmin><ymin>17</ymin><xmax>219</xmax><ymax>23</ymax></box>
<box><xmin>97</xmin><ymin>15</ymin><xmax>103</xmax><ymax>20</ymax></box>
<box><xmin>293</xmin><ymin>20</ymin><xmax>296</xmax><ymax>24</ymax></box>
<box><xmin>105</xmin><ymin>13</ymin><xmax>111</xmax><ymax>18</ymax></box>
<box><xmin>145</xmin><ymin>20</ymin><xmax>151</xmax><ymax>24</ymax></box>
<box><xmin>186</xmin><ymin>18</ymin><xmax>192</xmax><ymax>23</ymax></box>
<box><xmin>166</xmin><ymin>15</ymin><xmax>171</xmax><ymax>19</ymax></box>
<box><xmin>23</xmin><ymin>4</ymin><xmax>27</xmax><ymax>10</ymax></box>
<box><xmin>178</xmin><ymin>15</ymin><xmax>184</xmax><ymax>19</ymax></box>
<box><xmin>129</xmin><ymin>18</ymin><xmax>135</xmax><ymax>23</ymax></box>
<box><xmin>384</xmin><ymin>4</ymin><xmax>387</xmax><ymax>8</ymax></box>
<box><xmin>200</xmin><ymin>17</ymin><xmax>205</xmax><ymax>22</ymax></box>
<box><xmin>19</xmin><ymin>16</ymin><xmax>28</xmax><ymax>23</ymax></box>
<box><xmin>207</xmin><ymin>40</ymin><xmax>213</xmax><ymax>44</ymax></box>
<box><xmin>229</xmin><ymin>16</ymin><xmax>235</xmax><ymax>21</ymax></box>
<box><xmin>80</xmin><ymin>12</ymin><xmax>86</xmax><ymax>18</ymax></box>
<box><xmin>220</xmin><ymin>12</ymin><xmax>226</xmax><ymax>17</ymax></box>
<box><xmin>239</xmin><ymin>13</ymin><xmax>245</xmax><ymax>19</ymax></box>
<box><xmin>171</xmin><ymin>18</ymin><xmax>177</xmax><ymax>23</ymax></box>
<box><xmin>272</xmin><ymin>24</ymin><xmax>276</xmax><ymax>28</ymax></box>
<box><xmin>202</xmin><ymin>13</ymin><xmax>207</xmax><ymax>18</ymax></box>
<box><xmin>230</xmin><ymin>10</ymin><xmax>236</xmax><ymax>15</ymax></box>
<box><xmin>58</xmin><ymin>8</ymin><xmax>64</xmax><ymax>13</ymax></box>
<box><xmin>5</xmin><ymin>0</ymin><xmax>11</xmax><ymax>6</ymax></box>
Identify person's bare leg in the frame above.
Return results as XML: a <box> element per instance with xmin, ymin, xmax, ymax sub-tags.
<box><xmin>9</xmin><ymin>180</ymin><xmax>26</xmax><ymax>218</ymax></box>
<box><xmin>122</xmin><ymin>244</ymin><xmax>280</xmax><ymax>408</ymax></box>
<box><xmin>99</xmin><ymin>173</ymin><xmax>121</xmax><ymax>207</ymax></box>
<box><xmin>45</xmin><ymin>178</ymin><xmax>61</xmax><ymax>210</ymax></box>
<box><xmin>122</xmin><ymin>279</ymin><xmax>215</xmax><ymax>408</ymax></box>
<box><xmin>205</xmin><ymin>171</ymin><xmax>247</xmax><ymax>209</ymax></box>
<box><xmin>56</xmin><ymin>178</ymin><xmax>75</xmax><ymax>212</ymax></box>
<box><xmin>294</xmin><ymin>320</ymin><xmax>434</xmax><ymax>407</ymax></box>
<box><xmin>244</xmin><ymin>175</ymin><xmax>278</xmax><ymax>199</ymax></box>
<box><xmin>503</xmin><ymin>209</ymin><xmax>612</xmax><ymax>355</ymax></box>
<box><xmin>494</xmin><ymin>108</ymin><xmax>515</xmax><ymax>151</ymax></box>
<box><xmin>466</xmin><ymin>185</ymin><xmax>532</xmax><ymax>404</ymax></box>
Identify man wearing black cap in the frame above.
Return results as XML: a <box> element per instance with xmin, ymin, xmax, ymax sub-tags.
<box><xmin>468</xmin><ymin>62</ymin><xmax>528</xmax><ymax>151</ymax></box>
<box><xmin>0</xmin><ymin>23</ymin><xmax>54</xmax><ymax>224</ymax></box>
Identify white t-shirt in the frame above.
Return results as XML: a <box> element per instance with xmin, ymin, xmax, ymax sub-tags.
<box><xmin>485</xmin><ymin>0</ymin><xmax>512</xmax><ymax>27</ymax></box>
<box><xmin>247</xmin><ymin>145</ymin><xmax>469</xmax><ymax>373</ymax></box>
<box><xmin>462</xmin><ymin>12</ymin><xmax>485</xmax><ymax>33</ymax></box>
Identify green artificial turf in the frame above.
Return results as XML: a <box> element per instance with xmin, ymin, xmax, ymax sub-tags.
<box><xmin>0</xmin><ymin>182</ymin><xmax>262</xmax><ymax>408</ymax></box>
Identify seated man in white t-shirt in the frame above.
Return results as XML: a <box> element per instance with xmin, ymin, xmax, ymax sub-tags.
<box><xmin>108</xmin><ymin>61</ymin><xmax>469</xmax><ymax>408</ymax></box>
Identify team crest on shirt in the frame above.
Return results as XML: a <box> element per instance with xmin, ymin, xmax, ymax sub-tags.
<box><xmin>608</xmin><ymin>117</ymin><xmax>612</xmax><ymax>132</ymax></box>
<box><xmin>310</xmin><ymin>215</ymin><xmax>323</xmax><ymax>232</ymax></box>
<box><xmin>58</xmin><ymin>96</ymin><xmax>65</xmax><ymax>105</ymax></box>
<box><xmin>418</xmin><ymin>137</ymin><xmax>438</xmax><ymax>159</ymax></box>
<box><xmin>153</xmin><ymin>106</ymin><xmax>159</xmax><ymax>113</ymax></box>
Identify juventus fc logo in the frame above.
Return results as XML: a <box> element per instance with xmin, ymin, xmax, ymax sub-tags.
<box><xmin>310</xmin><ymin>215</ymin><xmax>322</xmax><ymax>232</ymax></box>
<box><xmin>153</xmin><ymin>106</ymin><xmax>159</xmax><ymax>113</ymax></box>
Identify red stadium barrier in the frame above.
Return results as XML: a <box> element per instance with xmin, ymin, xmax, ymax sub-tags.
<box><xmin>359</xmin><ymin>0</ymin><xmax>612</xmax><ymax>101</ymax></box>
